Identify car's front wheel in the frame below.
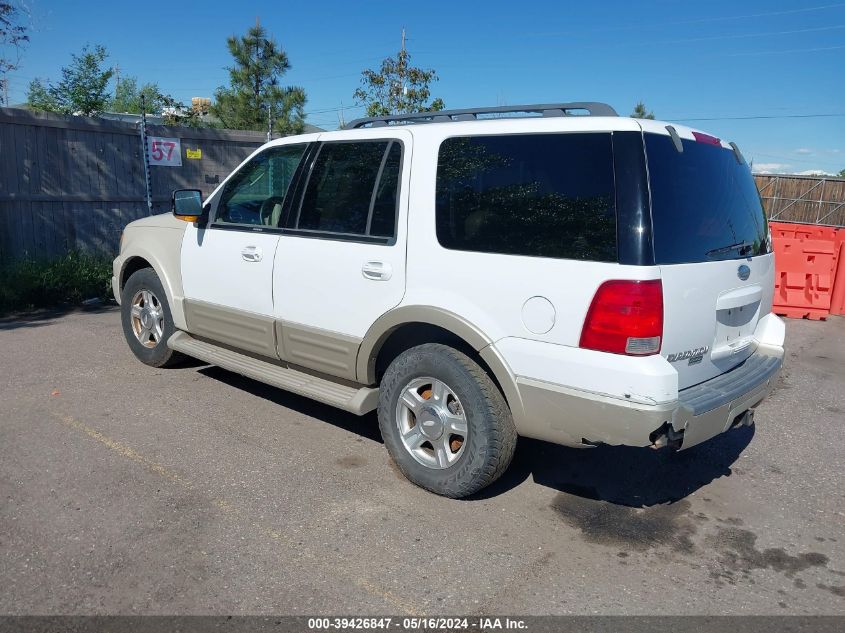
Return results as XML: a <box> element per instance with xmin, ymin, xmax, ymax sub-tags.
<box><xmin>120</xmin><ymin>268</ymin><xmax>184</xmax><ymax>368</ymax></box>
<box><xmin>378</xmin><ymin>343</ymin><xmax>517</xmax><ymax>498</ymax></box>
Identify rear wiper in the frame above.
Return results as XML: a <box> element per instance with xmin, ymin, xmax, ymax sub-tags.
<box><xmin>706</xmin><ymin>241</ymin><xmax>754</xmax><ymax>259</ymax></box>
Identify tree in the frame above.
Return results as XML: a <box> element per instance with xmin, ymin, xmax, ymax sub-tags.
<box><xmin>211</xmin><ymin>22</ymin><xmax>306</xmax><ymax>135</ymax></box>
<box><xmin>109</xmin><ymin>77</ymin><xmax>208</xmax><ymax>127</ymax></box>
<box><xmin>25</xmin><ymin>77</ymin><xmax>58</xmax><ymax>111</ymax></box>
<box><xmin>354</xmin><ymin>40</ymin><xmax>444</xmax><ymax>117</ymax></box>
<box><xmin>839</xmin><ymin>168</ymin><xmax>845</xmax><ymax>178</ymax></box>
<box><xmin>631</xmin><ymin>101</ymin><xmax>655</xmax><ymax>120</ymax></box>
<box><xmin>1</xmin><ymin>1</ymin><xmax>30</xmax><ymax>84</ymax></box>
<box><xmin>110</xmin><ymin>76</ymin><xmax>161</xmax><ymax>113</ymax></box>
<box><xmin>27</xmin><ymin>44</ymin><xmax>113</xmax><ymax>116</ymax></box>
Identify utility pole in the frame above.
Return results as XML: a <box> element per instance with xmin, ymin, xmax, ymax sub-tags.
<box><xmin>1</xmin><ymin>78</ymin><xmax>8</xmax><ymax>108</ymax></box>
<box><xmin>398</xmin><ymin>26</ymin><xmax>408</xmax><ymax>112</ymax></box>
<box><xmin>139</xmin><ymin>94</ymin><xmax>153</xmax><ymax>215</ymax></box>
<box><xmin>114</xmin><ymin>64</ymin><xmax>120</xmax><ymax>95</ymax></box>
<box><xmin>337</xmin><ymin>101</ymin><xmax>346</xmax><ymax>129</ymax></box>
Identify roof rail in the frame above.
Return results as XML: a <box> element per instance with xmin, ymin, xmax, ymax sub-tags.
<box><xmin>343</xmin><ymin>102</ymin><xmax>617</xmax><ymax>129</ymax></box>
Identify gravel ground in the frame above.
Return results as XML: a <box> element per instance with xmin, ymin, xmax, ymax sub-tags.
<box><xmin>1</xmin><ymin>307</ymin><xmax>843</xmax><ymax>615</ymax></box>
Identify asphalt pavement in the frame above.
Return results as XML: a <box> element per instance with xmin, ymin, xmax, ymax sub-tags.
<box><xmin>1</xmin><ymin>307</ymin><xmax>843</xmax><ymax>615</ymax></box>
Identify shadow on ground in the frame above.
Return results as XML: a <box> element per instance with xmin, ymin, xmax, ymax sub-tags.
<box><xmin>0</xmin><ymin>303</ymin><xmax>118</xmax><ymax>331</ymax></box>
<box><xmin>197</xmin><ymin>364</ymin><xmax>752</xmax><ymax>507</ymax></box>
<box><xmin>198</xmin><ymin>366</ymin><xmax>384</xmax><ymax>443</ymax></box>
<box><xmin>476</xmin><ymin>426</ymin><xmax>754</xmax><ymax>507</ymax></box>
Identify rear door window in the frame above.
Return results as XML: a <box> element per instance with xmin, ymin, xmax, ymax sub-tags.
<box><xmin>645</xmin><ymin>133</ymin><xmax>769</xmax><ymax>264</ymax></box>
<box><xmin>435</xmin><ymin>133</ymin><xmax>617</xmax><ymax>261</ymax></box>
<box><xmin>296</xmin><ymin>140</ymin><xmax>401</xmax><ymax>240</ymax></box>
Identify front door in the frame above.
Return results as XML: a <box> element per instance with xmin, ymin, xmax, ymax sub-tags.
<box><xmin>181</xmin><ymin>141</ymin><xmax>309</xmax><ymax>357</ymax></box>
<box><xmin>273</xmin><ymin>129</ymin><xmax>411</xmax><ymax>379</ymax></box>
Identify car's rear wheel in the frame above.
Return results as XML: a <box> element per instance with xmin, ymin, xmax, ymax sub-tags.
<box><xmin>378</xmin><ymin>343</ymin><xmax>517</xmax><ymax>498</ymax></box>
<box><xmin>120</xmin><ymin>268</ymin><xmax>184</xmax><ymax>368</ymax></box>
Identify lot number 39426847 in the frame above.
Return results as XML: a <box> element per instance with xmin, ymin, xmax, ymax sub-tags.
<box><xmin>147</xmin><ymin>136</ymin><xmax>182</xmax><ymax>167</ymax></box>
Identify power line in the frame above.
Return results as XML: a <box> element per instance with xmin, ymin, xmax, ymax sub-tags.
<box><xmin>304</xmin><ymin>104</ymin><xmax>364</xmax><ymax>115</ymax></box>
<box><xmin>516</xmin><ymin>2</ymin><xmax>845</xmax><ymax>38</ymax></box>
<box><xmin>749</xmin><ymin>152</ymin><xmax>839</xmax><ymax>166</ymax></box>
<box><xmin>653</xmin><ymin>23</ymin><xmax>845</xmax><ymax>46</ymax></box>
<box><xmin>668</xmin><ymin>113</ymin><xmax>845</xmax><ymax>122</ymax></box>
<box><xmin>726</xmin><ymin>44</ymin><xmax>845</xmax><ymax>56</ymax></box>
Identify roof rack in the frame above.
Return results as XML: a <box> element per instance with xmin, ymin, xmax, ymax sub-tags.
<box><xmin>343</xmin><ymin>102</ymin><xmax>617</xmax><ymax>129</ymax></box>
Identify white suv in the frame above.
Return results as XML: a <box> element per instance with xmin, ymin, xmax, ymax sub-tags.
<box><xmin>113</xmin><ymin>102</ymin><xmax>785</xmax><ymax>498</ymax></box>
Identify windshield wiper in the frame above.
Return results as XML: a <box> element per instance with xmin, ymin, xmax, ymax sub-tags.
<box><xmin>706</xmin><ymin>241</ymin><xmax>754</xmax><ymax>259</ymax></box>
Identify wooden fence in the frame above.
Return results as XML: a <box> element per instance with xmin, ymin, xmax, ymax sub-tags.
<box><xmin>754</xmin><ymin>173</ymin><xmax>845</xmax><ymax>227</ymax></box>
<box><xmin>0</xmin><ymin>107</ymin><xmax>265</xmax><ymax>262</ymax></box>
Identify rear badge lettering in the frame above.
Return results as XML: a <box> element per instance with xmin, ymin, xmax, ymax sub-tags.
<box><xmin>667</xmin><ymin>346</ymin><xmax>710</xmax><ymax>364</ymax></box>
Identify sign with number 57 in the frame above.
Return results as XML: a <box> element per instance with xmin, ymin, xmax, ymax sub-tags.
<box><xmin>147</xmin><ymin>137</ymin><xmax>182</xmax><ymax>167</ymax></box>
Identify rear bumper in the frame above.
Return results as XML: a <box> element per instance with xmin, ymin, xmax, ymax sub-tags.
<box><xmin>514</xmin><ymin>347</ymin><xmax>783</xmax><ymax>450</ymax></box>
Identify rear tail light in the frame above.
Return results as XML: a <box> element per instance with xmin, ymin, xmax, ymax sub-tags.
<box><xmin>579</xmin><ymin>280</ymin><xmax>663</xmax><ymax>356</ymax></box>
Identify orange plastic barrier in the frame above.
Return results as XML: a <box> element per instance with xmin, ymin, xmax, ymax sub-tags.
<box><xmin>830</xmin><ymin>238</ymin><xmax>845</xmax><ymax>316</ymax></box>
<box><xmin>770</xmin><ymin>223</ymin><xmax>838</xmax><ymax>242</ymax></box>
<box><xmin>770</xmin><ymin>222</ymin><xmax>841</xmax><ymax>320</ymax></box>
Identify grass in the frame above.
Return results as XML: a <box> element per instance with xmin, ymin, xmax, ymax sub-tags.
<box><xmin>0</xmin><ymin>251</ymin><xmax>114</xmax><ymax>315</ymax></box>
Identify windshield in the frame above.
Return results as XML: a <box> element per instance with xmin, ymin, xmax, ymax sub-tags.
<box><xmin>645</xmin><ymin>133</ymin><xmax>769</xmax><ymax>265</ymax></box>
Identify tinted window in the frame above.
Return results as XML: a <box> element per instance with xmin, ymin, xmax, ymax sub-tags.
<box><xmin>217</xmin><ymin>144</ymin><xmax>306</xmax><ymax>226</ymax></box>
<box><xmin>297</xmin><ymin>141</ymin><xmax>400</xmax><ymax>239</ymax></box>
<box><xmin>369</xmin><ymin>142</ymin><xmax>402</xmax><ymax>238</ymax></box>
<box><xmin>436</xmin><ymin>133</ymin><xmax>617</xmax><ymax>261</ymax></box>
<box><xmin>645</xmin><ymin>133</ymin><xmax>769</xmax><ymax>264</ymax></box>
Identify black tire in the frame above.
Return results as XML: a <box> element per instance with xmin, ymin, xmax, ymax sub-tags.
<box><xmin>120</xmin><ymin>268</ymin><xmax>184</xmax><ymax>368</ymax></box>
<box><xmin>378</xmin><ymin>343</ymin><xmax>517</xmax><ymax>498</ymax></box>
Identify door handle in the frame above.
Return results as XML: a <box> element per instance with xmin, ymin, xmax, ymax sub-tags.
<box><xmin>362</xmin><ymin>261</ymin><xmax>392</xmax><ymax>281</ymax></box>
<box><xmin>241</xmin><ymin>246</ymin><xmax>263</xmax><ymax>262</ymax></box>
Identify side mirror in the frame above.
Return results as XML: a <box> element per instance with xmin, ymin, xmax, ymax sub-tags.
<box><xmin>172</xmin><ymin>189</ymin><xmax>204</xmax><ymax>222</ymax></box>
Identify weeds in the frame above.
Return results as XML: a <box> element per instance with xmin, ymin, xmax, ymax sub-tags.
<box><xmin>0</xmin><ymin>251</ymin><xmax>113</xmax><ymax>314</ymax></box>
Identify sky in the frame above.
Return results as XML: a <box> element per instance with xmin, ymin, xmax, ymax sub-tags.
<box><xmin>4</xmin><ymin>0</ymin><xmax>845</xmax><ymax>175</ymax></box>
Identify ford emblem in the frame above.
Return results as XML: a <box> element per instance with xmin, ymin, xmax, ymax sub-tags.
<box><xmin>737</xmin><ymin>264</ymin><xmax>751</xmax><ymax>281</ymax></box>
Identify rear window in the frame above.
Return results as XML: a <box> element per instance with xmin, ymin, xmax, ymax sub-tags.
<box><xmin>645</xmin><ymin>133</ymin><xmax>769</xmax><ymax>264</ymax></box>
<box><xmin>435</xmin><ymin>133</ymin><xmax>617</xmax><ymax>261</ymax></box>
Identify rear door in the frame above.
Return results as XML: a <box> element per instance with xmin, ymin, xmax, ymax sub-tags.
<box><xmin>643</xmin><ymin>126</ymin><xmax>774</xmax><ymax>389</ymax></box>
<box><xmin>272</xmin><ymin>129</ymin><xmax>411</xmax><ymax>379</ymax></box>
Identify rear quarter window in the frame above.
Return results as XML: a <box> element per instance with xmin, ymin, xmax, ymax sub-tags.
<box><xmin>435</xmin><ymin>133</ymin><xmax>617</xmax><ymax>261</ymax></box>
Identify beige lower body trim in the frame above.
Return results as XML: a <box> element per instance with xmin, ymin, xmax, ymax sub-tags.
<box><xmin>184</xmin><ymin>299</ymin><xmax>276</xmax><ymax>358</ymax></box>
<box><xmin>169</xmin><ymin>296</ymin><xmax>187</xmax><ymax>334</ymax></box>
<box><xmin>181</xmin><ymin>301</ymin><xmax>364</xmax><ymax>381</ymax></box>
<box><xmin>277</xmin><ymin>321</ymin><xmax>361</xmax><ymax>382</ymax></box>
<box><xmin>479</xmin><ymin>345</ymin><xmax>526</xmax><ymax>430</ymax></box>
<box><xmin>516</xmin><ymin>356</ymin><xmax>782</xmax><ymax>450</ymax></box>
<box><xmin>516</xmin><ymin>377</ymin><xmax>676</xmax><ymax>448</ymax></box>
